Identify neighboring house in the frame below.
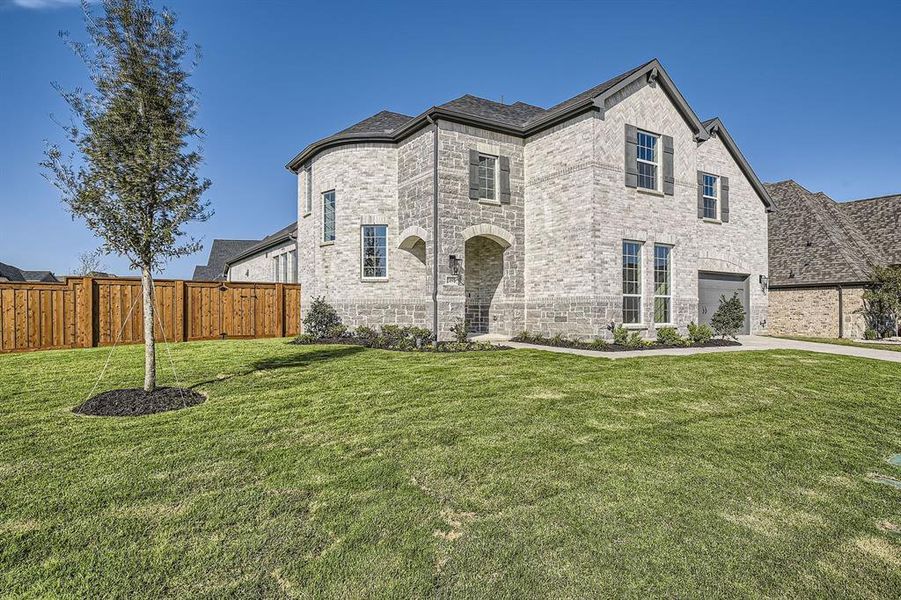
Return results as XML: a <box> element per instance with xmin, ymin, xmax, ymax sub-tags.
<box><xmin>192</xmin><ymin>239</ymin><xmax>258</xmax><ymax>281</ymax></box>
<box><xmin>0</xmin><ymin>262</ymin><xmax>59</xmax><ymax>283</ymax></box>
<box><xmin>191</xmin><ymin>223</ymin><xmax>298</xmax><ymax>282</ymax></box>
<box><xmin>224</xmin><ymin>222</ymin><xmax>298</xmax><ymax>283</ymax></box>
<box><xmin>286</xmin><ymin>59</ymin><xmax>773</xmax><ymax>339</ymax></box>
<box><xmin>766</xmin><ymin>180</ymin><xmax>901</xmax><ymax>338</ymax></box>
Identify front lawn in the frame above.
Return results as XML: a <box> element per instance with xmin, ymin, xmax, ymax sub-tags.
<box><xmin>1</xmin><ymin>339</ymin><xmax>899</xmax><ymax>597</ymax></box>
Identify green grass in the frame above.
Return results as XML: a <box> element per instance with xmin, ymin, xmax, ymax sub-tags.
<box><xmin>1</xmin><ymin>339</ymin><xmax>900</xmax><ymax>598</ymax></box>
<box><xmin>772</xmin><ymin>335</ymin><xmax>901</xmax><ymax>353</ymax></box>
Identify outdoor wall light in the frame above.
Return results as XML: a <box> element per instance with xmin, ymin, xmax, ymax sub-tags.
<box><xmin>759</xmin><ymin>274</ymin><xmax>769</xmax><ymax>293</ymax></box>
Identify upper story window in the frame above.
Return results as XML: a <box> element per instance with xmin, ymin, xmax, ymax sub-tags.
<box><xmin>303</xmin><ymin>165</ymin><xmax>312</xmax><ymax>215</ymax></box>
<box><xmin>478</xmin><ymin>154</ymin><xmax>497</xmax><ymax>201</ymax></box>
<box><xmin>703</xmin><ymin>174</ymin><xmax>718</xmax><ymax>219</ymax></box>
<box><xmin>636</xmin><ymin>130</ymin><xmax>659</xmax><ymax>190</ymax></box>
<box><xmin>361</xmin><ymin>225</ymin><xmax>387</xmax><ymax>279</ymax></box>
<box><xmin>653</xmin><ymin>244</ymin><xmax>672</xmax><ymax>324</ymax></box>
<box><xmin>622</xmin><ymin>240</ymin><xmax>643</xmax><ymax>324</ymax></box>
<box><xmin>322</xmin><ymin>190</ymin><xmax>335</xmax><ymax>243</ymax></box>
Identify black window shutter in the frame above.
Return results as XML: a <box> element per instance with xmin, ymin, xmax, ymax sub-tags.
<box><xmin>468</xmin><ymin>150</ymin><xmax>480</xmax><ymax>200</ymax></box>
<box><xmin>720</xmin><ymin>176</ymin><xmax>730</xmax><ymax>222</ymax></box>
<box><xmin>499</xmin><ymin>155</ymin><xmax>511</xmax><ymax>203</ymax></box>
<box><xmin>662</xmin><ymin>135</ymin><xmax>674</xmax><ymax>195</ymax></box>
<box><xmin>624</xmin><ymin>124</ymin><xmax>638</xmax><ymax>188</ymax></box>
<box><xmin>697</xmin><ymin>171</ymin><xmax>705</xmax><ymax>219</ymax></box>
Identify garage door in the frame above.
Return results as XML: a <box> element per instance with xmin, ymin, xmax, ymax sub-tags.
<box><xmin>698</xmin><ymin>272</ymin><xmax>750</xmax><ymax>334</ymax></box>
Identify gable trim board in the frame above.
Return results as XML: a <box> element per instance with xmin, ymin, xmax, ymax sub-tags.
<box><xmin>285</xmin><ymin>59</ymin><xmax>773</xmax><ymax>211</ymax></box>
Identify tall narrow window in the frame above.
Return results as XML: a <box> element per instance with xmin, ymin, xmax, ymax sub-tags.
<box><xmin>281</xmin><ymin>253</ymin><xmax>288</xmax><ymax>282</ymax></box>
<box><xmin>272</xmin><ymin>256</ymin><xmax>280</xmax><ymax>282</ymax></box>
<box><xmin>361</xmin><ymin>225</ymin><xmax>387</xmax><ymax>279</ymax></box>
<box><xmin>478</xmin><ymin>154</ymin><xmax>497</xmax><ymax>200</ymax></box>
<box><xmin>636</xmin><ymin>130</ymin><xmax>659</xmax><ymax>190</ymax></box>
<box><xmin>703</xmin><ymin>174</ymin><xmax>718</xmax><ymax>219</ymax></box>
<box><xmin>654</xmin><ymin>244</ymin><xmax>671</xmax><ymax>324</ymax></box>
<box><xmin>303</xmin><ymin>165</ymin><xmax>312</xmax><ymax>215</ymax></box>
<box><xmin>622</xmin><ymin>241</ymin><xmax>643</xmax><ymax>324</ymax></box>
<box><xmin>322</xmin><ymin>190</ymin><xmax>335</xmax><ymax>242</ymax></box>
<box><xmin>289</xmin><ymin>250</ymin><xmax>298</xmax><ymax>283</ymax></box>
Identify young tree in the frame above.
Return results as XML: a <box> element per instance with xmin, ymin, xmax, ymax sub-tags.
<box><xmin>43</xmin><ymin>0</ymin><xmax>211</xmax><ymax>392</ymax></box>
<box><xmin>861</xmin><ymin>265</ymin><xmax>901</xmax><ymax>338</ymax></box>
<box><xmin>72</xmin><ymin>249</ymin><xmax>107</xmax><ymax>277</ymax></box>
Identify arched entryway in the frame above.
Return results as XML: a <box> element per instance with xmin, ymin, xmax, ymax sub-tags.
<box><xmin>464</xmin><ymin>235</ymin><xmax>506</xmax><ymax>335</ymax></box>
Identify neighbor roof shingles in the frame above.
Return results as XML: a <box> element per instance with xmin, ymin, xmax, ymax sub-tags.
<box><xmin>766</xmin><ymin>180</ymin><xmax>899</xmax><ymax>286</ymax></box>
<box><xmin>192</xmin><ymin>239</ymin><xmax>259</xmax><ymax>281</ymax></box>
<box><xmin>838</xmin><ymin>194</ymin><xmax>901</xmax><ymax>266</ymax></box>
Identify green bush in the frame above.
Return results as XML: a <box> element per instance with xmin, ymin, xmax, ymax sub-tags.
<box><xmin>293</xmin><ymin>333</ymin><xmax>316</xmax><ymax>345</ymax></box>
<box><xmin>861</xmin><ymin>265</ymin><xmax>901</xmax><ymax>338</ymax></box>
<box><xmin>612</xmin><ymin>325</ymin><xmax>629</xmax><ymax>346</ymax></box>
<box><xmin>711</xmin><ymin>294</ymin><xmax>746</xmax><ymax>340</ymax></box>
<box><xmin>626</xmin><ymin>331</ymin><xmax>644</xmax><ymax>349</ymax></box>
<box><xmin>588</xmin><ymin>338</ymin><xmax>609</xmax><ymax>350</ymax></box>
<box><xmin>303</xmin><ymin>297</ymin><xmax>342</xmax><ymax>339</ymax></box>
<box><xmin>655</xmin><ymin>326</ymin><xmax>683</xmax><ymax>346</ymax></box>
<box><xmin>326</xmin><ymin>323</ymin><xmax>348</xmax><ymax>339</ymax></box>
<box><xmin>864</xmin><ymin>327</ymin><xmax>878</xmax><ymax>341</ymax></box>
<box><xmin>549</xmin><ymin>333</ymin><xmax>568</xmax><ymax>347</ymax></box>
<box><xmin>354</xmin><ymin>325</ymin><xmax>377</xmax><ymax>341</ymax></box>
<box><xmin>449</xmin><ymin>319</ymin><xmax>469</xmax><ymax>343</ymax></box>
<box><xmin>687</xmin><ymin>321</ymin><xmax>713</xmax><ymax>345</ymax></box>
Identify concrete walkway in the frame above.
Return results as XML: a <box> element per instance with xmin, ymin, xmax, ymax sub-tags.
<box><xmin>500</xmin><ymin>335</ymin><xmax>901</xmax><ymax>363</ymax></box>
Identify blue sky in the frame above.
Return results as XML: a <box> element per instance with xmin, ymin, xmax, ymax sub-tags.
<box><xmin>1</xmin><ymin>0</ymin><xmax>899</xmax><ymax>278</ymax></box>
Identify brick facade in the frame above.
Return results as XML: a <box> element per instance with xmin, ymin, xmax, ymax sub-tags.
<box><xmin>295</xmin><ymin>72</ymin><xmax>770</xmax><ymax>340</ymax></box>
<box><xmin>769</xmin><ymin>286</ymin><xmax>867</xmax><ymax>339</ymax></box>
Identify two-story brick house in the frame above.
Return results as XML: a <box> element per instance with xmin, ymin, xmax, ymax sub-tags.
<box><xmin>287</xmin><ymin>59</ymin><xmax>774</xmax><ymax>339</ymax></box>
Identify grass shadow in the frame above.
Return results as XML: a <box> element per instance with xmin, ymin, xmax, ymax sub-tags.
<box><xmin>188</xmin><ymin>345</ymin><xmax>366</xmax><ymax>390</ymax></box>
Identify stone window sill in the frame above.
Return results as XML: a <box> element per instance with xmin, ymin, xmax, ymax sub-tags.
<box><xmin>361</xmin><ymin>277</ymin><xmax>389</xmax><ymax>283</ymax></box>
<box><xmin>637</xmin><ymin>187</ymin><xmax>665</xmax><ymax>198</ymax></box>
<box><xmin>320</xmin><ymin>241</ymin><xmax>335</xmax><ymax>247</ymax></box>
<box><xmin>702</xmin><ymin>217</ymin><xmax>722</xmax><ymax>225</ymax></box>
<box><xmin>302</xmin><ymin>212</ymin><xmax>311</xmax><ymax>218</ymax></box>
<box><xmin>623</xmin><ymin>324</ymin><xmax>648</xmax><ymax>330</ymax></box>
<box><xmin>478</xmin><ymin>198</ymin><xmax>501</xmax><ymax>206</ymax></box>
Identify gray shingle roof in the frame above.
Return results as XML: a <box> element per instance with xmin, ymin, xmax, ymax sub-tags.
<box><xmin>336</xmin><ymin>111</ymin><xmax>413</xmax><ymax>136</ymax></box>
<box><xmin>0</xmin><ymin>261</ymin><xmax>26</xmax><ymax>282</ymax></box>
<box><xmin>542</xmin><ymin>59</ymin><xmax>654</xmax><ymax>116</ymax></box>
<box><xmin>224</xmin><ymin>222</ymin><xmax>297</xmax><ymax>267</ymax></box>
<box><xmin>837</xmin><ymin>194</ymin><xmax>901</xmax><ymax>266</ymax></box>
<box><xmin>438</xmin><ymin>95</ymin><xmax>546</xmax><ymax>127</ymax></box>
<box><xmin>21</xmin><ymin>271</ymin><xmax>59</xmax><ymax>283</ymax></box>
<box><xmin>192</xmin><ymin>239</ymin><xmax>259</xmax><ymax>281</ymax></box>
<box><xmin>766</xmin><ymin>180</ymin><xmax>898</xmax><ymax>286</ymax></box>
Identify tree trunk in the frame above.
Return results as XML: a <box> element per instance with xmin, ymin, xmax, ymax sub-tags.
<box><xmin>141</xmin><ymin>266</ymin><xmax>157</xmax><ymax>393</ymax></box>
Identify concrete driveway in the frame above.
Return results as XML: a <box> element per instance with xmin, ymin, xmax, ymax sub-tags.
<box><xmin>502</xmin><ymin>335</ymin><xmax>901</xmax><ymax>363</ymax></box>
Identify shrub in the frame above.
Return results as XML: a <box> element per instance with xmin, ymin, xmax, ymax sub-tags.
<box><xmin>293</xmin><ymin>333</ymin><xmax>316</xmax><ymax>345</ymax></box>
<box><xmin>449</xmin><ymin>319</ymin><xmax>469</xmax><ymax>343</ymax></box>
<box><xmin>711</xmin><ymin>293</ymin><xmax>746</xmax><ymax>340</ymax></box>
<box><xmin>861</xmin><ymin>265</ymin><xmax>901</xmax><ymax>338</ymax></box>
<box><xmin>612</xmin><ymin>325</ymin><xmax>629</xmax><ymax>346</ymax></box>
<box><xmin>406</xmin><ymin>326</ymin><xmax>433</xmax><ymax>349</ymax></box>
<box><xmin>303</xmin><ymin>297</ymin><xmax>342</xmax><ymax>339</ymax></box>
<box><xmin>656</xmin><ymin>326</ymin><xmax>683</xmax><ymax>346</ymax></box>
<box><xmin>354</xmin><ymin>325</ymin><xmax>377</xmax><ymax>341</ymax></box>
<box><xmin>588</xmin><ymin>338</ymin><xmax>609</xmax><ymax>350</ymax></box>
<box><xmin>326</xmin><ymin>323</ymin><xmax>348</xmax><ymax>339</ymax></box>
<box><xmin>549</xmin><ymin>333</ymin><xmax>568</xmax><ymax>347</ymax></box>
<box><xmin>687</xmin><ymin>321</ymin><xmax>713</xmax><ymax>345</ymax></box>
<box><xmin>626</xmin><ymin>331</ymin><xmax>644</xmax><ymax>349</ymax></box>
<box><xmin>864</xmin><ymin>327</ymin><xmax>878</xmax><ymax>341</ymax></box>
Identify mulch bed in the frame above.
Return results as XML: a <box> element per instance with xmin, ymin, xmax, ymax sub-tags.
<box><xmin>511</xmin><ymin>337</ymin><xmax>741</xmax><ymax>352</ymax></box>
<box><xmin>73</xmin><ymin>387</ymin><xmax>205</xmax><ymax>417</ymax></box>
<box><xmin>292</xmin><ymin>336</ymin><xmax>510</xmax><ymax>352</ymax></box>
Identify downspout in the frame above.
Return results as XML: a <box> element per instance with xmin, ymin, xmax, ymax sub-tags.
<box><xmin>837</xmin><ymin>284</ymin><xmax>844</xmax><ymax>338</ymax></box>
<box><xmin>428</xmin><ymin>116</ymin><xmax>439</xmax><ymax>346</ymax></box>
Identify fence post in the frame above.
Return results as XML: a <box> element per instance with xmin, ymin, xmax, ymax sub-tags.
<box><xmin>275</xmin><ymin>283</ymin><xmax>285</xmax><ymax>338</ymax></box>
<box><xmin>174</xmin><ymin>280</ymin><xmax>186</xmax><ymax>342</ymax></box>
<box><xmin>81</xmin><ymin>277</ymin><xmax>94</xmax><ymax>348</ymax></box>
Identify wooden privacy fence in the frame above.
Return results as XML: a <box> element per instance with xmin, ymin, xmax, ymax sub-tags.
<box><xmin>0</xmin><ymin>277</ymin><xmax>301</xmax><ymax>353</ymax></box>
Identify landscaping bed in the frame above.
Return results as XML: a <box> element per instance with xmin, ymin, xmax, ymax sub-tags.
<box><xmin>511</xmin><ymin>332</ymin><xmax>741</xmax><ymax>352</ymax></box>
<box><xmin>73</xmin><ymin>387</ymin><xmax>205</xmax><ymax>416</ymax></box>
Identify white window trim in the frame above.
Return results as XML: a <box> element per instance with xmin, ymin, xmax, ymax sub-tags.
<box><xmin>478</xmin><ymin>153</ymin><xmax>499</xmax><ymax>202</ymax></box>
<box><xmin>321</xmin><ymin>190</ymin><xmax>336</xmax><ymax>245</ymax></box>
<box><xmin>702</xmin><ymin>173</ymin><xmax>720</xmax><ymax>221</ymax></box>
<box><xmin>622</xmin><ymin>240</ymin><xmax>644</xmax><ymax>327</ymax></box>
<box><xmin>360</xmin><ymin>224</ymin><xmax>388</xmax><ymax>281</ymax></box>
<box><xmin>653</xmin><ymin>244</ymin><xmax>673</xmax><ymax>326</ymax></box>
<box><xmin>636</xmin><ymin>130</ymin><xmax>660</xmax><ymax>192</ymax></box>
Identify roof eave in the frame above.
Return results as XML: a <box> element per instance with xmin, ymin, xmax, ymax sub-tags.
<box><xmin>224</xmin><ymin>233</ymin><xmax>297</xmax><ymax>267</ymax></box>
